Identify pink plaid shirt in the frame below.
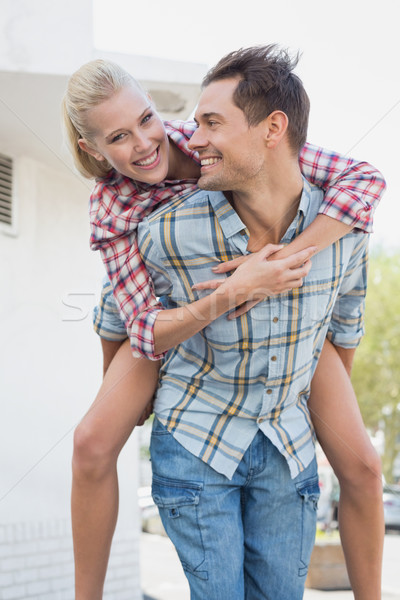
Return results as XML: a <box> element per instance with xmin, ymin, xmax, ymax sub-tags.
<box><xmin>89</xmin><ymin>120</ymin><xmax>385</xmax><ymax>359</ymax></box>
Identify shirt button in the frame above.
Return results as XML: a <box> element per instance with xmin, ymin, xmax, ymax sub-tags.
<box><xmin>273</xmin><ymin>317</ymin><xmax>279</xmax><ymax>323</ymax></box>
<box><xmin>240</xmin><ymin>229</ymin><xmax>246</xmax><ymax>236</ymax></box>
<box><xmin>266</xmin><ymin>389</ymin><xmax>272</xmax><ymax>395</ymax></box>
<box><xmin>271</xmin><ymin>356</ymin><xmax>277</xmax><ymax>362</ymax></box>
<box><xmin>257</xmin><ymin>416</ymin><xmax>266</xmax><ymax>424</ymax></box>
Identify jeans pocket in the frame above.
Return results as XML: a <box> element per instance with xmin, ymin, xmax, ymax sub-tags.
<box><xmin>295</xmin><ymin>475</ymin><xmax>320</xmax><ymax>576</ymax></box>
<box><xmin>152</xmin><ymin>473</ymin><xmax>208</xmax><ymax>580</ymax></box>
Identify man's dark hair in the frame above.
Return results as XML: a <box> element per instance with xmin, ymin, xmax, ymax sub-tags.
<box><xmin>202</xmin><ymin>45</ymin><xmax>310</xmax><ymax>154</ymax></box>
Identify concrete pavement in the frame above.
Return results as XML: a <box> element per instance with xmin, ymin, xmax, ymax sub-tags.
<box><xmin>140</xmin><ymin>532</ymin><xmax>400</xmax><ymax>600</ymax></box>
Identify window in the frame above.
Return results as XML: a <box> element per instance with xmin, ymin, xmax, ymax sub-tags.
<box><xmin>0</xmin><ymin>152</ymin><xmax>14</xmax><ymax>232</ymax></box>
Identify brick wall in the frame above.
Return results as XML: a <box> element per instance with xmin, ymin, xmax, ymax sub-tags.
<box><xmin>0</xmin><ymin>520</ymin><xmax>141</xmax><ymax>600</ymax></box>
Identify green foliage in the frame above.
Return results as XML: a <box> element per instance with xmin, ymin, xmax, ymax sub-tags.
<box><xmin>352</xmin><ymin>250</ymin><xmax>400</xmax><ymax>482</ymax></box>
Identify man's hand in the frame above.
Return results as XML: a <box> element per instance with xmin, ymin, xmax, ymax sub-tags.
<box><xmin>192</xmin><ymin>243</ymin><xmax>315</xmax><ymax>317</ymax></box>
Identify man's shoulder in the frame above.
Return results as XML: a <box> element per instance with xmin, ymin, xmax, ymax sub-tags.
<box><xmin>146</xmin><ymin>188</ymin><xmax>224</xmax><ymax>225</ymax></box>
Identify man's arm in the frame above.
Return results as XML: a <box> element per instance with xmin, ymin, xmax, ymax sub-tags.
<box><xmin>327</xmin><ymin>235</ymin><xmax>370</xmax><ymax>354</ymax></box>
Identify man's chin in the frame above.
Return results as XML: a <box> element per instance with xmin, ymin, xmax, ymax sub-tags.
<box><xmin>198</xmin><ymin>176</ymin><xmax>224</xmax><ymax>191</ymax></box>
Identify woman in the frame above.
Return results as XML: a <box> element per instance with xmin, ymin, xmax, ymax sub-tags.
<box><xmin>63</xmin><ymin>58</ymin><xmax>384</xmax><ymax>600</ymax></box>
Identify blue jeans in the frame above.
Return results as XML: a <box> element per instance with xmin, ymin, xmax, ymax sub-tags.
<box><xmin>150</xmin><ymin>418</ymin><xmax>319</xmax><ymax>600</ymax></box>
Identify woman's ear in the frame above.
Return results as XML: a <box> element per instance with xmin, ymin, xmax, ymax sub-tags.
<box><xmin>78</xmin><ymin>138</ymin><xmax>105</xmax><ymax>161</ymax></box>
<box><xmin>264</xmin><ymin>111</ymin><xmax>289</xmax><ymax>148</ymax></box>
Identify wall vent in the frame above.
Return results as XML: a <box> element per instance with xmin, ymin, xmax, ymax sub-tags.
<box><xmin>0</xmin><ymin>153</ymin><xmax>13</xmax><ymax>228</ymax></box>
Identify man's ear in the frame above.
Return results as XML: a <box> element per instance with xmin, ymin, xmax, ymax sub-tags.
<box><xmin>264</xmin><ymin>111</ymin><xmax>288</xmax><ymax>148</ymax></box>
<box><xmin>78</xmin><ymin>138</ymin><xmax>105</xmax><ymax>162</ymax></box>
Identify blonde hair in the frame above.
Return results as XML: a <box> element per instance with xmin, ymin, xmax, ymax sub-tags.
<box><xmin>62</xmin><ymin>59</ymin><xmax>141</xmax><ymax>179</ymax></box>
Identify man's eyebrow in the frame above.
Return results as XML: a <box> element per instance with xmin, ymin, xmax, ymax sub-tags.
<box><xmin>197</xmin><ymin>111</ymin><xmax>224</xmax><ymax>121</ymax></box>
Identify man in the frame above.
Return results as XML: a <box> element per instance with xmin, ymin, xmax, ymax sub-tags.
<box><xmin>132</xmin><ymin>46</ymin><xmax>370</xmax><ymax>599</ymax></box>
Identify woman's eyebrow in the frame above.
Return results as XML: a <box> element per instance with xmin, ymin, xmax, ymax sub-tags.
<box><xmin>105</xmin><ymin>106</ymin><xmax>153</xmax><ymax>140</ymax></box>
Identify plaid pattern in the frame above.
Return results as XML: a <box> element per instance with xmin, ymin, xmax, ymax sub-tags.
<box><xmin>93</xmin><ymin>276</ymin><xmax>128</xmax><ymax>342</ymax></box>
<box><xmin>89</xmin><ymin>120</ymin><xmax>384</xmax><ymax>356</ymax></box>
<box><xmin>138</xmin><ymin>180</ymin><xmax>369</xmax><ymax>479</ymax></box>
<box><xmin>89</xmin><ymin>121</ymin><xmax>199</xmax><ymax>357</ymax></box>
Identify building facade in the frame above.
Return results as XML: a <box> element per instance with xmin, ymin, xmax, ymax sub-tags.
<box><xmin>0</xmin><ymin>2</ymin><xmax>205</xmax><ymax>598</ymax></box>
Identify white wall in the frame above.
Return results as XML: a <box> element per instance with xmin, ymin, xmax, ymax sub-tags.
<box><xmin>0</xmin><ymin>156</ymin><xmax>141</xmax><ymax>599</ymax></box>
<box><xmin>0</xmin><ymin>0</ymin><xmax>93</xmax><ymax>74</ymax></box>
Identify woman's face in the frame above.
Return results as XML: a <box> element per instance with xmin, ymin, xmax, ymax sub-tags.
<box><xmin>81</xmin><ymin>84</ymin><xmax>169</xmax><ymax>183</ymax></box>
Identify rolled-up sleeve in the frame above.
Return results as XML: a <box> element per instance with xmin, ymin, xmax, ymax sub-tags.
<box><xmin>93</xmin><ymin>276</ymin><xmax>128</xmax><ymax>342</ymax></box>
<box><xmin>327</xmin><ymin>235</ymin><xmax>369</xmax><ymax>348</ymax></box>
<box><xmin>300</xmin><ymin>143</ymin><xmax>386</xmax><ymax>233</ymax></box>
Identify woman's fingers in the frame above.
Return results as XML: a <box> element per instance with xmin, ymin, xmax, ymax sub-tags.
<box><xmin>192</xmin><ymin>278</ymin><xmax>225</xmax><ymax>291</ymax></box>
<box><xmin>211</xmin><ymin>244</ymin><xmax>316</xmax><ymax>275</ymax></box>
<box><xmin>211</xmin><ymin>255</ymin><xmax>250</xmax><ymax>273</ymax></box>
<box><xmin>280</xmin><ymin>246</ymin><xmax>316</xmax><ymax>268</ymax></box>
<box><xmin>211</xmin><ymin>243</ymin><xmax>287</xmax><ymax>273</ymax></box>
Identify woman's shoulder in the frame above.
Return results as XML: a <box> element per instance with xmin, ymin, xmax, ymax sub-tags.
<box><xmin>91</xmin><ymin>170</ymin><xmax>140</xmax><ymax>203</ymax></box>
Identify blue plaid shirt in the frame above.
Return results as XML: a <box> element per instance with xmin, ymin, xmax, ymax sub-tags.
<box><xmin>137</xmin><ymin>180</ymin><xmax>368</xmax><ymax>480</ymax></box>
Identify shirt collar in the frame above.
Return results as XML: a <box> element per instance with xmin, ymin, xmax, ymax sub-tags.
<box><xmin>207</xmin><ymin>191</ymin><xmax>248</xmax><ymax>239</ymax></box>
<box><xmin>207</xmin><ymin>177</ymin><xmax>312</xmax><ymax>242</ymax></box>
<box><xmin>281</xmin><ymin>177</ymin><xmax>311</xmax><ymax>243</ymax></box>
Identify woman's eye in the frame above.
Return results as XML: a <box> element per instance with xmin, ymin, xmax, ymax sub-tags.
<box><xmin>142</xmin><ymin>113</ymin><xmax>153</xmax><ymax>125</ymax></box>
<box><xmin>111</xmin><ymin>133</ymin><xmax>125</xmax><ymax>143</ymax></box>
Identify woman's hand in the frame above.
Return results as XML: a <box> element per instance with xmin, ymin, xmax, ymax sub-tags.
<box><xmin>192</xmin><ymin>243</ymin><xmax>316</xmax><ymax>317</ymax></box>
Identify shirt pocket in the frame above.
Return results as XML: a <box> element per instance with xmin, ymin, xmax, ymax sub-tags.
<box><xmin>295</xmin><ymin>474</ymin><xmax>321</xmax><ymax>576</ymax></box>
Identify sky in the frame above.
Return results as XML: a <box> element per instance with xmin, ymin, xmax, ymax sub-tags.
<box><xmin>93</xmin><ymin>0</ymin><xmax>400</xmax><ymax>249</ymax></box>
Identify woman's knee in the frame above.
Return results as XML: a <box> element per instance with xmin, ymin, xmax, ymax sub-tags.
<box><xmin>72</xmin><ymin>418</ymin><xmax>117</xmax><ymax>479</ymax></box>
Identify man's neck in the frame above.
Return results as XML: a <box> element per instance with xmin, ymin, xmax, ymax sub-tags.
<box><xmin>231</xmin><ymin>158</ymin><xmax>304</xmax><ymax>252</ymax></box>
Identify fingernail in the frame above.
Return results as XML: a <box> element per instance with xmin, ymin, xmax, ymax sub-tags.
<box><xmin>212</xmin><ymin>265</ymin><xmax>221</xmax><ymax>272</ymax></box>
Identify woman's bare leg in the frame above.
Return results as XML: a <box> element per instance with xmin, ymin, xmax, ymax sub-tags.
<box><xmin>72</xmin><ymin>340</ymin><xmax>160</xmax><ymax>600</ymax></box>
<box><xmin>310</xmin><ymin>339</ymin><xmax>384</xmax><ymax>600</ymax></box>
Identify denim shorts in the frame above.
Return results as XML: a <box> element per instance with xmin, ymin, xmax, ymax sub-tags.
<box><xmin>150</xmin><ymin>418</ymin><xmax>319</xmax><ymax>600</ymax></box>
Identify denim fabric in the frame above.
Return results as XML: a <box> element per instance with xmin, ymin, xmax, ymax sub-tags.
<box><xmin>150</xmin><ymin>418</ymin><xmax>320</xmax><ymax>600</ymax></box>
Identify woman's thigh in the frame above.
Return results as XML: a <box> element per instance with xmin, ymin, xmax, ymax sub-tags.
<box><xmin>76</xmin><ymin>341</ymin><xmax>160</xmax><ymax>457</ymax></box>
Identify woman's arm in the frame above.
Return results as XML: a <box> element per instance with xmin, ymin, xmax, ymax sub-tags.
<box><xmin>152</xmin><ymin>244</ymin><xmax>314</xmax><ymax>355</ymax></box>
<box><xmin>299</xmin><ymin>142</ymin><xmax>385</xmax><ymax>232</ymax></box>
<box><xmin>92</xmin><ymin>144</ymin><xmax>385</xmax><ymax>360</ymax></box>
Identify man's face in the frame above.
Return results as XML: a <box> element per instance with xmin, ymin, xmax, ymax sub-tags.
<box><xmin>188</xmin><ymin>78</ymin><xmax>267</xmax><ymax>192</ymax></box>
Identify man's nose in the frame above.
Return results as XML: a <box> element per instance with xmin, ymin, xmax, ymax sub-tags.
<box><xmin>188</xmin><ymin>126</ymin><xmax>208</xmax><ymax>151</ymax></box>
